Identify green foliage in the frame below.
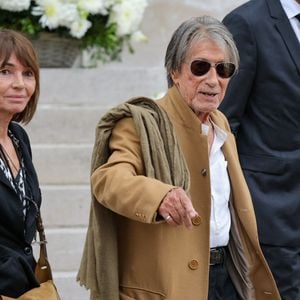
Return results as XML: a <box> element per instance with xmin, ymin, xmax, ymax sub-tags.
<box><xmin>80</xmin><ymin>15</ymin><xmax>124</xmax><ymax>61</ymax></box>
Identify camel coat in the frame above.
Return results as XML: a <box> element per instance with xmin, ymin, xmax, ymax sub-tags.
<box><xmin>91</xmin><ymin>86</ymin><xmax>280</xmax><ymax>300</ymax></box>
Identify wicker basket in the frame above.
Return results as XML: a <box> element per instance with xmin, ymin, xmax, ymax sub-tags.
<box><xmin>30</xmin><ymin>32</ymin><xmax>81</xmax><ymax>68</ymax></box>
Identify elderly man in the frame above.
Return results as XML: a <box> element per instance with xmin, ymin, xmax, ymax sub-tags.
<box><xmin>78</xmin><ymin>16</ymin><xmax>280</xmax><ymax>300</ymax></box>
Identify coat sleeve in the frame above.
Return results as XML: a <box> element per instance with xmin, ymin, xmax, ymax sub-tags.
<box><xmin>91</xmin><ymin>117</ymin><xmax>174</xmax><ymax>223</ymax></box>
<box><xmin>220</xmin><ymin>12</ymin><xmax>257</xmax><ymax>136</ymax></box>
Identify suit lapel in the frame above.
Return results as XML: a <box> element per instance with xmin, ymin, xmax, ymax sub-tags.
<box><xmin>266</xmin><ymin>0</ymin><xmax>300</xmax><ymax>74</ymax></box>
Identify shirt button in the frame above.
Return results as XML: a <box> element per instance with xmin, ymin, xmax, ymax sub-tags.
<box><xmin>201</xmin><ymin>168</ymin><xmax>207</xmax><ymax>176</ymax></box>
<box><xmin>192</xmin><ymin>215</ymin><xmax>202</xmax><ymax>226</ymax></box>
<box><xmin>24</xmin><ymin>246</ymin><xmax>32</xmax><ymax>255</ymax></box>
<box><xmin>188</xmin><ymin>259</ymin><xmax>199</xmax><ymax>270</ymax></box>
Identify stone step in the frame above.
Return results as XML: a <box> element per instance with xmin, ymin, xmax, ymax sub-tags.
<box><xmin>39</xmin><ymin>67</ymin><xmax>166</xmax><ymax>105</ymax></box>
<box><xmin>31</xmin><ymin>144</ymin><xmax>92</xmax><ymax>185</ymax></box>
<box><xmin>33</xmin><ymin>228</ymin><xmax>86</xmax><ymax>272</ymax></box>
<box><xmin>40</xmin><ymin>185</ymin><xmax>90</xmax><ymax>228</ymax></box>
<box><xmin>53</xmin><ymin>272</ymin><xmax>89</xmax><ymax>300</ymax></box>
<box><xmin>26</xmin><ymin>106</ymin><xmax>106</xmax><ymax>144</ymax></box>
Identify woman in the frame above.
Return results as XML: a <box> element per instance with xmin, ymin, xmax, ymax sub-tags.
<box><xmin>0</xmin><ymin>29</ymin><xmax>41</xmax><ymax>297</ymax></box>
<box><xmin>78</xmin><ymin>16</ymin><xmax>280</xmax><ymax>299</ymax></box>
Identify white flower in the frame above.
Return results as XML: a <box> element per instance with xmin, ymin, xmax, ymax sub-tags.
<box><xmin>108</xmin><ymin>0</ymin><xmax>147</xmax><ymax>37</ymax></box>
<box><xmin>58</xmin><ymin>3</ymin><xmax>78</xmax><ymax>27</ymax></box>
<box><xmin>130</xmin><ymin>30</ymin><xmax>147</xmax><ymax>43</ymax></box>
<box><xmin>77</xmin><ymin>0</ymin><xmax>112</xmax><ymax>15</ymax></box>
<box><xmin>57</xmin><ymin>2</ymin><xmax>92</xmax><ymax>38</ymax></box>
<box><xmin>0</xmin><ymin>0</ymin><xmax>149</xmax><ymax>62</ymax></box>
<box><xmin>70</xmin><ymin>18</ymin><xmax>91</xmax><ymax>38</ymax></box>
<box><xmin>0</xmin><ymin>0</ymin><xmax>30</xmax><ymax>11</ymax></box>
<box><xmin>32</xmin><ymin>0</ymin><xmax>63</xmax><ymax>29</ymax></box>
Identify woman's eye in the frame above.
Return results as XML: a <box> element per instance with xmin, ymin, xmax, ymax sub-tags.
<box><xmin>24</xmin><ymin>70</ymin><xmax>34</xmax><ymax>77</ymax></box>
<box><xmin>0</xmin><ymin>69</ymin><xmax>10</xmax><ymax>75</ymax></box>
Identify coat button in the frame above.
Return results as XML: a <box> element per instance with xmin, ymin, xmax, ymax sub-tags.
<box><xmin>135</xmin><ymin>212</ymin><xmax>146</xmax><ymax>220</ymax></box>
<box><xmin>201</xmin><ymin>168</ymin><xmax>207</xmax><ymax>176</ymax></box>
<box><xmin>24</xmin><ymin>246</ymin><xmax>32</xmax><ymax>255</ymax></box>
<box><xmin>188</xmin><ymin>259</ymin><xmax>199</xmax><ymax>270</ymax></box>
<box><xmin>192</xmin><ymin>215</ymin><xmax>202</xmax><ymax>226</ymax></box>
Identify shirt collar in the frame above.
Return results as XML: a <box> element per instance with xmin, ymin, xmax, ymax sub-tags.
<box><xmin>201</xmin><ymin>121</ymin><xmax>228</xmax><ymax>155</ymax></box>
<box><xmin>280</xmin><ymin>0</ymin><xmax>300</xmax><ymax>19</ymax></box>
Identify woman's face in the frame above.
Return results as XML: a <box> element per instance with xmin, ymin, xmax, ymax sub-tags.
<box><xmin>171</xmin><ymin>39</ymin><xmax>231</xmax><ymax>121</ymax></box>
<box><xmin>0</xmin><ymin>52</ymin><xmax>36</xmax><ymax>119</ymax></box>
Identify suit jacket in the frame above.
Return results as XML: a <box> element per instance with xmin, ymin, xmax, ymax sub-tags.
<box><xmin>0</xmin><ymin>122</ymin><xmax>41</xmax><ymax>297</ymax></box>
<box><xmin>91</xmin><ymin>86</ymin><xmax>280</xmax><ymax>299</ymax></box>
<box><xmin>220</xmin><ymin>0</ymin><xmax>300</xmax><ymax>247</ymax></box>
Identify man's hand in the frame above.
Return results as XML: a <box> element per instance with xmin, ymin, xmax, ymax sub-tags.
<box><xmin>158</xmin><ymin>187</ymin><xmax>199</xmax><ymax>229</ymax></box>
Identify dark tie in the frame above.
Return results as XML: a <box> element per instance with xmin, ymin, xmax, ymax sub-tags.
<box><xmin>295</xmin><ymin>13</ymin><xmax>300</xmax><ymax>22</ymax></box>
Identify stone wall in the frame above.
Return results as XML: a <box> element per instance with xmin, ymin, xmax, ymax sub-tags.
<box><xmin>26</xmin><ymin>0</ymin><xmax>246</xmax><ymax>299</ymax></box>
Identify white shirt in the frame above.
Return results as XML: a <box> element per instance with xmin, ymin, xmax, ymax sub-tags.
<box><xmin>280</xmin><ymin>0</ymin><xmax>300</xmax><ymax>43</ymax></box>
<box><xmin>202</xmin><ymin>123</ymin><xmax>231</xmax><ymax>248</ymax></box>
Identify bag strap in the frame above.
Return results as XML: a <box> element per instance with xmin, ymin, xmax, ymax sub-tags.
<box><xmin>34</xmin><ymin>210</ymin><xmax>53</xmax><ymax>283</ymax></box>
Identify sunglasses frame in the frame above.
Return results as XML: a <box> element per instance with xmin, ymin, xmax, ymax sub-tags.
<box><xmin>189</xmin><ymin>59</ymin><xmax>236</xmax><ymax>79</ymax></box>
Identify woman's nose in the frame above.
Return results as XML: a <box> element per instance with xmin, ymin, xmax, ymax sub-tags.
<box><xmin>12</xmin><ymin>73</ymin><xmax>25</xmax><ymax>88</ymax></box>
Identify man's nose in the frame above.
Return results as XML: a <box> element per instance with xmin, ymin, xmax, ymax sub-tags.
<box><xmin>205</xmin><ymin>67</ymin><xmax>219</xmax><ymax>86</ymax></box>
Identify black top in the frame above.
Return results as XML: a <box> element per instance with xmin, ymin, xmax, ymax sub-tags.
<box><xmin>0</xmin><ymin>122</ymin><xmax>41</xmax><ymax>297</ymax></box>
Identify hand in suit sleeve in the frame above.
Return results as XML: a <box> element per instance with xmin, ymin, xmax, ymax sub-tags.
<box><xmin>220</xmin><ymin>12</ymin><xmax>257</xmax><ymax>136</ymax></box>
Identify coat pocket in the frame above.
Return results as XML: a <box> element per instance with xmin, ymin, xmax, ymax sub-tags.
<box><xmin>0</xmin><ymin>256</ymin><xmax>37</xmax><ymax>297</ymax></box>
<box><xmin>120</xmin><ymin>285</ymin><xmax>167</xmax><ymax>300</ymax></box>
<box><xmin>239</xmin><ymin>154</ymin><xmax>286</xmax><ymax>175</ymax></box>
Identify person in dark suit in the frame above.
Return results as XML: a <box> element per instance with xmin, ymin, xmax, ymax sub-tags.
<box><xmin>0</xmin><ymin>29</ymin><xmax>41</xmax><ymax>297</ymax></box>
<box><xmin>220</xmin><ymin>0</ymin><xmax>300</xmax><ymax>298</ymax></box>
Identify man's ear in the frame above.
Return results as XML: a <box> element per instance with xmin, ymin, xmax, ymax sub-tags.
<box><xmin>171</xmin><ymin>70</ymin><xmax>179</xmax><ymax>84</ymax></box>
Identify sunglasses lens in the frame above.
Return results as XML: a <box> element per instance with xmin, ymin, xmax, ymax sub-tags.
<box><xmin>190</xmin><ymin>60</ymin><xmax>211</xmax><ymax>76</ymax></box>
<box><xmin>190</xmin><ymin>60</ymin><xmax>236</xmax><ymax>78</ymax></box>
<box><xmin>216</xmin><ymin>63</ymin><xmax>236</xmax><ymax>78</ymax></box>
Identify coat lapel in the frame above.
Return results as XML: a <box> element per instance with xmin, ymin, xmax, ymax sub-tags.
<box><xmin>9</xmin><ymin>123</ymin><xmax>40</xmax><ymax>242</ymax></box>
<box><xmin>266</xmin><ymin>0</ymin><xmax>300</xmax><ymax>74</ymax></box>
<box><xmin>0</xmin><ymin>168</ymin><xmax>15</xmax><ymax>190</ymax></box>
<box><xmin>17</xmin><ymin>138</ymin><xmax>40</xmax><ymax>242</ymax></box>
<box><xmin>159</xmin><ymin>86</ymin><xmax>202</xmax><ymax>132</ymax></box>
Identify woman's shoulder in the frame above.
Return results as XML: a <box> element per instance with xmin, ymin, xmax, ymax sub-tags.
<box><xmin>8</xmin><ymin>122</ymin><xmax>32</xmax><ymax>158</ymax></box>
<box><xmin>9</xmin><ymin>122</ymin><xmax>30</xmax><ymax>144</ymax></box>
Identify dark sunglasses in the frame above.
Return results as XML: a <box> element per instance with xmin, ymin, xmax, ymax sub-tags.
<box><xmin>190</xmin><ymin>60</ymin><xmax>236</xmax><ymax>78</ymax></box>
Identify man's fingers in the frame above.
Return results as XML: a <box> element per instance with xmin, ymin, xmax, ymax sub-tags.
<box><xmin>159</xmin><ymin>187</ymin><xmax>199</xmax><ymax>228</ymax></box>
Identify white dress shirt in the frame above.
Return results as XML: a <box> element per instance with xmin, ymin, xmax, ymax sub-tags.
<box><xmin>202</xmin><ymin>122</ymin><xmax>231</xmax><ymax>248</ymax></box>
<box><xmin>280</xmin><ymin>0</ymin><xmax>300</xmax><ymax>43</ymax></box>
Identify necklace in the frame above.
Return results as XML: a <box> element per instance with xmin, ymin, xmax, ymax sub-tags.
<box><xmin>0</xmin><ymin>143</ymin><xmax>20</xmax><ymax>174</ymax></box>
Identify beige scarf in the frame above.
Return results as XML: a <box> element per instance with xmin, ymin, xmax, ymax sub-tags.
<box><xmin>77</xmin><ymin>97</ymin><xmax>190</xmax><ymax>299</ymax></box>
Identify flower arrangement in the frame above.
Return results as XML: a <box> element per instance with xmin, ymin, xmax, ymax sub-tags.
<box><xmin>0</xmin><ymin>0</ymin><xmax>148</xmax><ymax>62</ymax></box>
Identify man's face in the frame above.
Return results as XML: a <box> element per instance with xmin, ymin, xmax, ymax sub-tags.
<box><xmin>171</xmin><ymin>39</ymin><xmax>232</xmax><ymax>120</ymax></box>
